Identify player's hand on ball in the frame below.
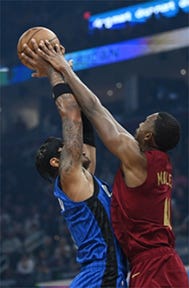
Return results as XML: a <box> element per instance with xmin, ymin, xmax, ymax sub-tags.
<box><xmin>17</xmin><ymin>26</ymin><xmax>61</xmax><ymax>74</ymax></box>
<box><xmin>21</xmin><ymin>39</ymin><xmax>51</xmax><ymax>78</ymax></box>
<box><xmin>37</xmin><ymin>40</ymin><xmax>68</xmax><ymax>74</ymax></box>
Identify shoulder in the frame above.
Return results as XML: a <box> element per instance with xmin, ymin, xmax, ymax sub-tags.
<box><xmin>145</xmin><ymin>150</ymin><xmax>169</xmax><ymax>163</ymax></box>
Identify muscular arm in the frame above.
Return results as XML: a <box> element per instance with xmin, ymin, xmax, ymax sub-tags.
<box><xmin>46</xmin><ymin>69</ymin><xmax>94</xmax><ymax>200</ymax></box>
<box><xmin>56</xmin><ymin>93</ymin><xmax>82</xmax><ymax>179</ymax></box>
<box><xmin>20</xmin><ymin>43</ymin><xmax>96</xmax><ymax>181</ymax></box>
<box><xmin>54</xmin><ymin>91</ymin><xmax>94</xmax><ymax>201</ymax></box>
<box><xmin>63</xmin><ymin>71</ymin><xmax>146</xmax><ymax>184</ymax></box>
<box><xmin>36</xmin><ymin>41</ymin><xmax>145</xmax><ymax>175</ymax></box>
<box><xmin>22</xmin><ymin>40</ymin><xmax>146</xmax><ymax>186</ymax></box>
<box><xmin>21</xmin><ymin>39</ymin><xmax>129</xmax><ymax>158</ymax></box>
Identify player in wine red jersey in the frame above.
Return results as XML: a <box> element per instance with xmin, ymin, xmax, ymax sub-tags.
<box><xmin>22</xmin><ymin>39</ymin><xmax>189</xmax><ymax>287</ymax></box>
<box><xmin>111</xmin><ymin>118</ymin><xmax>189</xmax><ymax>287</ymax></box>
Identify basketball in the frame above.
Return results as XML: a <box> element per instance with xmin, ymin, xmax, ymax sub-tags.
<box><xmin>17</xmin><ymin>26</ymin><xmax>60</xmax><ymax>69</ymax></box>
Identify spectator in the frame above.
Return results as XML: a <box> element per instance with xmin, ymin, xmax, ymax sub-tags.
<box><xmin>16</xmin><ymin>253</ymin><xmax>35</xmax><ymax>287</ymax></box>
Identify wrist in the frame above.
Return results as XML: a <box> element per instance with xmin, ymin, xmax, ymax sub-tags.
<box><xmin>59</xmin><ymin>60</ymin><xmax>73</xmax><ymax>81</ymax></box>
<box><xmin>48</xmin><ymin>68</ymin><xmax>64</xmax><ymax>86</ymax></box>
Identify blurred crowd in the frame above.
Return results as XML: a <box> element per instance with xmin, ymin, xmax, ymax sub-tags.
<box><xmin>1</xmin><ymin>1</ymin><xmax>188</xmax><ymax>287</ymax></box>
<box><xmin>1</xmin><ymin>180</ymin><xmax>80</xmax><ymax>287</ymax></box>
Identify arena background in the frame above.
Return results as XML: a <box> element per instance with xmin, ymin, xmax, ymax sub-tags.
<box><xmin>0</xmin><ymin>0</ymin><xmax>188</xmax><ymax>287</ymax></box>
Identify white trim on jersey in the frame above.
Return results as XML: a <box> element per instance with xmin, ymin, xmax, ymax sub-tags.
<box><xmin>102</xmin><ymin>184</ymin><xmax>112</xmax><ymax>197</ymax></box>
<box><xmin>58</xmin><ymin>198</ymin><xmax>65</xmax><ymax>211</ymax></box>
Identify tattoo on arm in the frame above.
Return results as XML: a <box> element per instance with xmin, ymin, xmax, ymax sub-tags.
<box><xmin>59</xmin><ymin>117</ymin><xmax>82</xmax><ymax>174</ymax></box>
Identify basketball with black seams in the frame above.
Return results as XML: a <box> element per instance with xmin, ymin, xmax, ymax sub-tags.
<box><xmin>17</xmin><ymin>26</ymin><xmax>60</xmax><ymax>69</ymax></box>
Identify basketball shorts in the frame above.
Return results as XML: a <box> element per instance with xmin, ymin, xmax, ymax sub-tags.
<box><xmin>129</xmin><ymin>246</ymin><xmax>189</xmax><ymax>288</ymax></box>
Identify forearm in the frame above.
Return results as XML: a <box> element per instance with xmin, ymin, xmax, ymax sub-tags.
<box><xmin>60</xmin><ymin>114</ymin><xmax>82</xmax><ymax>173</ymax></box>
<box><xmin>36</xmin><ymin>43</ymin><xmax>128</xmax><ymax>157</ymax></box>
<box><xmin>36</xmin><ymin>41</ymin><xmax>105</xmax><ymax>122</ymax></box>
<box><xmin>59</xmin><ymin>62</ymin><xmax>126</xmax><ymax>134</ymax></box>
<box><xmin>57</xmin><ymin>94</ymin><xmax>82</xmax><ymax>174</ymax></box>
<box><xmin>59</xmin><ymin>63</ymin><xmax>100</xmax><ymax>118</ymax></box>
<box><xmin>49</xmin><ymin>73</ymin><xmax>96</xmax><ymax>174</ymax></box>
<box><xmin>62</xmin><ymin>70</ymin><xmax>116</xmax><ymax>146</ymax></box>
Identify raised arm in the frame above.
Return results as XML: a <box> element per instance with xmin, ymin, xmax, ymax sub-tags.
<box><xmin>21</xmin><ymin>40</ymin><xmax>146</xmax><ymax>186</ymax></box>
<box><xmin>49</xmin><ymin>72</ymin><xmax>94</xmax><ymax>201</ymax></box>
<box><xmin>20</xmin><ymin>42</ymin><xmax>96</xmax><ymax>175</ymax></box>
<box><xmin>20</xmin><ymin>44</ymin><xmax>94</xmax><ymax>200</ymax></box>
<box><xmin>31</xmin><ymin>40</ymin><xmax>144</xmax><ymax>171</ymax></box>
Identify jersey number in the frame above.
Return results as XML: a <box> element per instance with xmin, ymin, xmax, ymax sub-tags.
<box><xmin>163</xmin><ymin>198</ymin><xmax>172</xmax><ymax>229</ymax></box>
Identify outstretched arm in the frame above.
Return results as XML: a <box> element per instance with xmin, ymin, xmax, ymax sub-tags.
<box><xmin>48</xmin><ymin>70</ymin><xmax>94</xmax><ymax>201</ymax></box>
<box><xmin>20</xmin><ymin>42</ymin><xmax>96</xmax><ymax>175</ymax></box>
<box><xmin>31</xmin><ymin>40</ymin><xmax>143</xmax><ymax>170</ymax></box>
<box><xmin>19</xmin><ymin>44</ymin><xmax>94</xmax><ymax>200</ymax></box>
<box><xmin>21</xmin><ymin>40</ymin><xmax>146</xmax><ymax>186</ymax></box>
<box><xmin>21</xmin><ymin>40</ymin><xmax>129</xmax><ymax>153</ymax></box>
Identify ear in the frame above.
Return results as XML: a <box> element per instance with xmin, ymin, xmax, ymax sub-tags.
<box><xmin>60</xmin><ymin>45</ymin><xmax>65</xmax><ymax>55</ymax></box>
<box><xmin>144</xmin><ymin>132</ymin><xmax>158</xmax><ymax>147</ymax></box>
<box><xmin>144</xmin><ymin>132</ymin><xmax>153</xmax><ymax>142</ymax></box>
<box><xmin>50</xmin><ymin>157</ymin><xmax>59</xmax><ymax>168</ymax></box>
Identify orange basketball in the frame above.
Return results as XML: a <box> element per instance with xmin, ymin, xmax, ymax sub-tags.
<box><xmin>17</xmin><ymin>26</ymin><xmax>60</xmax><ymax>69</ymax></box>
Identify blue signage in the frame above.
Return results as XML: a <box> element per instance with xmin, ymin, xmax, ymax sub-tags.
<box><xmin>89</xmin><ymin>0</ymin><xmax>189</xmax><ymax>30</ymax></box>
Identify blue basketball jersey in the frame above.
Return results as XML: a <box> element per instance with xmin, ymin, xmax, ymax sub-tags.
<box><xmin>54</xmin><ymin>175</ymin><xmax>127</xmax><ymax>288</ymax></box>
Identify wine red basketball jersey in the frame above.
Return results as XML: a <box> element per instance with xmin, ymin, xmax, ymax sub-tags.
<box><xmin>111</xmin><ymin>150</ymin><xmax>175</xmax><ymax>261</ymax></box>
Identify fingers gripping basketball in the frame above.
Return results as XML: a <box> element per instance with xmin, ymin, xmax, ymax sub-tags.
<box><xmin>17</xmin><ymin>26</ymin><xmax>60</xmax><ymax>69</ymax></box>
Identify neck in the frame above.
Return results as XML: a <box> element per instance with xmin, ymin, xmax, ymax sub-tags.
<box><xmin>141</xmin><ymin>144</ymin><xmax>158</xmax><ymax>152</ymax></box>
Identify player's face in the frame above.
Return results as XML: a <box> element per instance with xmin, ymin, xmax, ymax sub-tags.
<box><xmin>135</xmin><ymin>113</ymin><xmax>158</xmax><ymax>143</ymax></box>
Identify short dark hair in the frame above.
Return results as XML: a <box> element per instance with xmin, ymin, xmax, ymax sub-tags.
<box><xmin>35</xmin><ymin>137</ymin><xmax>63</xmax><ymax>182</ymax></box>
<box><xmin>154</xmin><ymin>112</ymin><xmax>180</xmax><ymax>152</ymax></box>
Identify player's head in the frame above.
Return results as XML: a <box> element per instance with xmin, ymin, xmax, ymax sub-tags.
<box><xmin>35</xmin><ymin>137</ymin><xmax>63</xmax><ymax>182</ymax></box>
<box><xmin>135</xmin><ymin>112</ymin><xmax>180</xmax><ymax>152</ymax></box>
<box><xmin>35</xmin><ymin>136</ymin><xmax>91</xmax><ymax>182</ymax></box>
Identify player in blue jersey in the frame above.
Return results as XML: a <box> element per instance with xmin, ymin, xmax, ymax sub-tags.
<box><xmin>27</xmin><ymin>49</ymin><xmax>127</xmax><ymax>287</ymax></box>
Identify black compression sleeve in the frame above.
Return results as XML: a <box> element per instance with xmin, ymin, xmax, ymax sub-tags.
<box><xmin>52</xmin><ymin>83</ymin><xmax>73</xmax><ymax>101</ymax></box>
<box><xmin>52</xmin><ymin>83</ymin><xmax>95</xmax><ymax>147</ymax></box>
<box><xmin>81</xmin><ymin>112</ymin><xmax>96</xmax><ymax>147</ymax></box>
